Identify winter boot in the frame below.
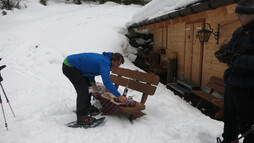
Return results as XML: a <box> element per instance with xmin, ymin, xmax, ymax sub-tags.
<box><xmin>88</xmin><ymin>105</ymin><xmax>101</xmax><ymax>116</ymax></box>
<box><xmin>77</xmin><ymin>115</ymin><xmax>96</xmax><ymax>125</ymax></box>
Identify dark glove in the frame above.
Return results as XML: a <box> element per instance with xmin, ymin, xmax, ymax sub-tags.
<box><xmin>214</xmin><ymin>49</ymin><xmax>235</xmax><ymax>63</ymax></box>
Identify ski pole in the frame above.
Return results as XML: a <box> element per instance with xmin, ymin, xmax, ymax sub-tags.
<box><xmin>231</xmin><ymin>125</ymin><xmax>254</xmax><ymax>143</ymax></box>
<box><xmin>0</xmin><ymin>93</ymin><xmax>8</xmax><ymax>130</ymax></box>
<box><xmin>0</xmin><ymin>83</ymin><xmax>15</xmax><ymax>117</ymax></box>
<box><xmin>217</xmin><ymin>137</ymin><xmax>222</xmax><ymax>143</ymax></box>
<box><xmin>0</xmin><ymin>64</ymin><xmax>15</xmax><ymax>118</ymax></box>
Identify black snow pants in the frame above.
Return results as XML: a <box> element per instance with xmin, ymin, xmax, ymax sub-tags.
<box><xmin>62</xmin><ymin>64</ymin><xmax>92</xmax><ymax>119</ymax></box>
<box><xmin>222</xmin><ymin>86</ymin><xmax>254</xmax><ymax>143</ymax></box>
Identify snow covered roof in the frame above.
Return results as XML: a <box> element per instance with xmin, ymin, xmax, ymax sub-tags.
<box><xmin>128</xmin><ymin>0</ymin><xmax>238</xmax><ymax>28</ymax></box>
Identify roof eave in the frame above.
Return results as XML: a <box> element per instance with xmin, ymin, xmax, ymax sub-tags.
<box><xmin>129</xmin><ymin>0</ymin><xmax>239</xmax><ymax>29</ymax></box>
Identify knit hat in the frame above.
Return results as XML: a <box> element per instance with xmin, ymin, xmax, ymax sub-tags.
<box><xmin>235</xmin><ymin>0</ymin><xmax>254</xmax><ymax>14</ymax></box>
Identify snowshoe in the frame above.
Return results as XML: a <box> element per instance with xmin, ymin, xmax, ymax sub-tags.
<box><xmin>66</xmin><ymin>117</ymin><xmax>105</xmax><ymax>128</ymax></box>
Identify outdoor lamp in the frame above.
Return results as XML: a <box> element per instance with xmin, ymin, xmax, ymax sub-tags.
<box><xmin>197</xmin><ymin>23</ymin><xmax>220</xmax><ymax>45</ymax></box>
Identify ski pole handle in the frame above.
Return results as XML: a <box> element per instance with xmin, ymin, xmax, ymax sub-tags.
<box><xmin>0</xmin><ymin>65</ymin><xmax>6</xmax><ymax>71</ymax></box>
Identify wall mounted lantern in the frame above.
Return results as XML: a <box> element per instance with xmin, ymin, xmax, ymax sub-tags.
<box><xmin>197</xmin><ymin>23</ymin><xmax>220</xmax><ymax>45</ymax></box>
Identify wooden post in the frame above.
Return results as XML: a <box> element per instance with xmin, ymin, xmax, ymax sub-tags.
<box><xmin>167</xmin><ymin>52</ymin><xmax>177</xmax><ymax>83</ymax></box>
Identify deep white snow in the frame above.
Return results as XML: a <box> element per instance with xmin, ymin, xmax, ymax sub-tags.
<box><xmin>130</xmin><ymin>0</ymin><xmax>199</xmax><ymax>25</ymax></box>
<box><xmin>0</xmin><ymin>1</ymin><xmax>225</xmax><ymax>143</ymax></box>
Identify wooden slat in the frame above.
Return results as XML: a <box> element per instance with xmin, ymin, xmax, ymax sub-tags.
<box><xmin>184</xmin><ymin>23</ymin><xmax>193</xmax><ymax>81</ymax></box>
<box><xmin>207</xmin><ymin>76</ymin><xmax>225</xmax><ymax>93</ymax></box>
<box><xmin>191</xmin><ymin>90</ymin><xmax>224</xmax><ymax>108</ymax></box>
<box><xmin>111</xmin><ymin>68</ymin><xmax>160</xmax><ymax>85</ymax></box>
<box><xmin>118</xmin><ymin>103</ymin><xmax>145</xmax><ymax>114</ymax></box>
<box><xmin>191</xmin><ymin>21</ymin><xmax>204</xmax><ymax>85</ymax></box>
<box><xmin>110</xmin><ymin>75</ymin><xmax>157</xmax><ymax>95</ymax></box>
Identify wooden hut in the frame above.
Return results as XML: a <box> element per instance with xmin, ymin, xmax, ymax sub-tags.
<box><xmin>129</xmin><ymin>0</ymin><xmax>240</xmax><ymax>93</ymax></box>
<box><xmin>128</xmin><ymin>0</ymin><xmax>241</xmax><ymax>119</ymax></box>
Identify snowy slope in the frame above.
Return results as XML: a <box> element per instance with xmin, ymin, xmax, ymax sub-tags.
<box><xmin>0</xmin><ymin>1</ymin><xmax>224</xmax><ymax>143</ymax></box>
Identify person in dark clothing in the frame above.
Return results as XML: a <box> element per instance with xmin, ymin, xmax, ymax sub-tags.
<box><xmin>62</xmin><ymin>52</ymin><xmax>127</xmax><ymax>125</ymax></box>
<box><xmin>214</xmin><ymin>0</ymin><xmax>254</xmax><ymax>142</ymax></box>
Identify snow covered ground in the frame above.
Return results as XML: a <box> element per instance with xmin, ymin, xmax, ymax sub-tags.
<box><xmin>0</xmin><ymin>1</ymin><xmax>224</xmax><ymax>143</ymax></box>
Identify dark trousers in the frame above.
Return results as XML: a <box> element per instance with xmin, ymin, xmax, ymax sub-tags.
<box><xmin>62</xmin><ymin>64</ymin><xmax>92</xmax><ymax>119</ymax></box>
<box><xmin>222</xmin><ymin>86</ymin><xmax>254</xmax><ymax>143</ymax></box>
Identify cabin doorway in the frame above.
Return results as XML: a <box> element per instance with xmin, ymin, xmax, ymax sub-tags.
<box><xmin>184</xmin><ymin>20</ymin><xmax>204</xmax><ymax>86</ymax></box>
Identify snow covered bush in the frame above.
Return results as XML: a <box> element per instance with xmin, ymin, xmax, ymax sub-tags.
<box><xmin>40</xmin><ymin>0</ymin><xmax>47</xmax><ymax>6</ymax></box>
<box><xmin>0</xmin><ymin>0</ymin><xmax>22</xmax><ymax>10</ymax></box>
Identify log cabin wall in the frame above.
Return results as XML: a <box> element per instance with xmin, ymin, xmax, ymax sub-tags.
<box><xmin>137</xmin><ymin>4</ymin><xmax>240</xmax><ymax>87</ymax></box>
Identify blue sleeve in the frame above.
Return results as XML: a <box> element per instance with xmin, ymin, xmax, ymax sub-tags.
<box><xmin>100</xmin><ymin>67</ymin><xmax>121</xmax><ymax>97</ymax></box>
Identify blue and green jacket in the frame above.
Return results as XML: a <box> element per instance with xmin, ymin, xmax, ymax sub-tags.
<box><xmin>66</xmin><ymin>52</ymin><xmax>121</xmax><ymax>97</ymax></box>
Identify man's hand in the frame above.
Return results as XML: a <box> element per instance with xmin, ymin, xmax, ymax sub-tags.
<box><xmin>118</xmin><ymin>95</ymin><xmax>128</xmax><ymax>104</ymax></box>
<box><xmin>214</xmin><ymin>48</ymin><xmax>235</xmax><ymax>63</ymax></box>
